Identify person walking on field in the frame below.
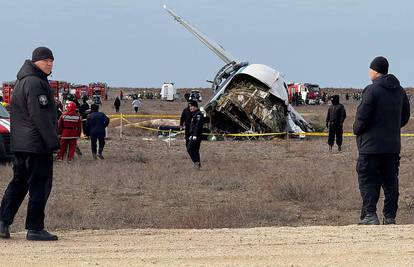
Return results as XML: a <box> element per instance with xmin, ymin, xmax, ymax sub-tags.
<box><xmin>326</xmin><ymin>95</ymin><xmax>346</xmax><ymax>151</ymax></box>
<box><xmin>0</xmin><ymin>47</ymin><xmax>59</xmax><ymax>241</ymax></box>
<box><xmin>132</xmin><ymin>98</ymin><xmax>141</xmax><ymax>113</ymax></box>
<box><xmin>86</xmin><ymin>104</ymin><xmax>110</xmax><ymax>160</ymax></box>
<box><xmin>114</xmin><ymin>97</ymin><xmax>121</xmax><ymax>113</ymax></box>
<box><xmin>354</xmin><ymin>56</ymin><xmax>410</xmax><ymax>225</ymax></box>
<box><xmin>187</xmin><ymin>101</ymin><xmax>204</xmax><ymax>169</ymax></box>
<box><xmin>56</xmin><ymin>101</ymin><xmax>82</xmax><ymax>162</ymax></box>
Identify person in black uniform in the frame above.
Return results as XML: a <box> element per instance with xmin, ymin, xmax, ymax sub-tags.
<box><xmin>85</xmin><ymin>104</ymin><xmax>110</xmax><ymax>159</ymax></box>
<box><xmin>326</xmin><ymin>95</ymin><xmax>346</xmax><ymax>151</ymax></box>
<box><xmin>354</xmin><ymin>56</ymin><xmax>410</xmax><ymax>225</ymax></box>
<box><xmin>187</xmin><ymin>101</ymin><xmax>204</xmax><ymax>169</ymax></box>
<box><xmin>114</xmin><ymin>97</ymin><xmax>121</xmax><ymax>113</ymax></box>
<box><xmin>180</xmin><ymin>102</ymin><xmax>192</xmax><ymax>147</ymax></box>
<box><xmin>79</xmin><ymin>98</ymin><xmax>90</xmax><ymax>137</ymax></box>
<box><xmin>0</xmin><ymin>47</ymin><xmax>60</xmax><ymax>241</ymax></box>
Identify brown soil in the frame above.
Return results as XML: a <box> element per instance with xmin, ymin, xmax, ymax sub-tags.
<box><xmin>1</xmin><ymin>225</ymin><xmax>414</xmax><ymax>266</ymax></box>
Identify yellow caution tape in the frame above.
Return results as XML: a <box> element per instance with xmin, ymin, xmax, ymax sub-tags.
<box><xmin>109</xmin><ymin>114</ymin><xmax>180</xmax><ymax>119</ymax></box>
<box><xmin>110</xmin><ymin>114</ymin><xmax>414</xmax><ymax>138</ymax></box>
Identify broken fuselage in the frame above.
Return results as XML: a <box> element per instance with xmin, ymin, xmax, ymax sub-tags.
<box><xmin>164</xmin><ymin>6</ymin><xmax>313</xmax><ymax>134</ymax></box>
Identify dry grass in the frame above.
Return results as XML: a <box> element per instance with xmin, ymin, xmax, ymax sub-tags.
<box><xmin>1</xmin><ymin>92</ymin><xmax>414</xmax><ymax>231</ymax></box>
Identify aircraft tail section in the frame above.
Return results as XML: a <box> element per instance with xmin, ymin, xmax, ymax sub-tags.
<box><xmin>164</xmin><ymin>5</ymin><xmax>237</xmax><ymax>64</ymax></box>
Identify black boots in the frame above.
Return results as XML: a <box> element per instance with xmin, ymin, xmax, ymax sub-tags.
<box><xmin>1</xmin><ymin>221</ymin><xmax>58</xmax><ymax>241</ymax></box>
<box><xmin>358</xmin><ymin>213</ymin><xmax>380</xmax><ymax>225</ymax></box>
<box><xmin>0</xmin><ymin>221</ymin><xmax>10</xmax><ymax>239</ymax></box>
<box><xmin>26</xmin><ymin>230</ymin><xmax>58</xmax><ymax>241</ymax></box>
<box><xmin>383</xmin><ymin>217</ymin><xmax>396</xmax><ymax>225</ymax></box>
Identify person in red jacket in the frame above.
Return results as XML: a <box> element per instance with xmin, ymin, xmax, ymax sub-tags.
<box><xmin>57</xmin><ymin>101</ymin><xmax>82</xmax><ymax>162</ymax></box>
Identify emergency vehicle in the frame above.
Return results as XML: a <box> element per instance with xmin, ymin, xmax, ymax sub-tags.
<box><xmin>88</xmin><ymin>82</ymin><xmax>107</xmax><ymax>103</ymax></box>
<box><xmin>2</xmin><ymin>81</ymin><xmax>69</xmax><ymax>104</ymax></box>
<box><xmin>187</xmin><ymin>90</ymin><xmax>202</xmax><ymax>102</ymax></box>
<box><xmin>287</xmin><ymin>83</ymin><xmax>321</xmax><ymax>105</ymax></box>
<box><xmin>0</xmin><ymin>104</ymin><xmax>11</xmax><ymax>160</ymax></box>
<box><xmin>49</xmin><ymin>80</ymin><xmax>70</xmax><ymax>100</ymax></box>
<box><xmin>161</xmin><ymin>82</ymin><xmax>177</xmax><ymax>101</ymax></box>
<box><xmin>1</xmin><ymin>82</ymin><xmax>15</xmax><ymax>104</ymax></box>
<box><xmin>70</xmin><ymin>84</ymin><xmax>89</xmax><ymax>99</ymax></box>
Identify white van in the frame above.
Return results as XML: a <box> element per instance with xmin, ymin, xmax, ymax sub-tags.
<box><xmin>161</xmin><ymin>82</ymin><xmax>176</xmax><ymax>101</ymax></box>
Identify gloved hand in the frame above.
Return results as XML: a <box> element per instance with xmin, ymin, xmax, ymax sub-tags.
<box><xmin>189</xmin><ymin>136</ymin><xmax>197</xmax><ymax>141</ymax></box>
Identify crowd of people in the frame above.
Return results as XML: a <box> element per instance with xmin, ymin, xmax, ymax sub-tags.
<box><xmin>0</xmin><ymin>47</ymin><xmax>411</xmax><ymax>242</ymax></box>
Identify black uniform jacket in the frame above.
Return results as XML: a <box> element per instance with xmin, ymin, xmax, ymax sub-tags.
<box><xmin>86</xmin><ymin>111</ymin><xmax>110</xmax><ymax>138</ymax></box>
<box><xmin>326</xmin><ymin>104</ymin><xmax>346</xmax><ymax>127</ymax></box>
<box><xmin>189</xmin><ymin>110</ymin><xmax>204</xmax><ymax>139</ymax></box>
<box><xmin>353</xmin><ymin>74</ymin><xmax>410</xmax><ymax>154</ymax></box>
<box><xmin>180</xmin><ymin>107</ymin><xmax>192</xmax><ymax>133</ymax></box>
<box><xmin>10</xmin><ymin>60</ymin><xmax>59</xmax><ymax>154</ymax></box>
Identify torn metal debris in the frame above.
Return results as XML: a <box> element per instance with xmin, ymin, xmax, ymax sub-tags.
<box><xmin>164</xmin><ymin>5</ymin><xmax>314</xmax><ymax>135</ymax></box>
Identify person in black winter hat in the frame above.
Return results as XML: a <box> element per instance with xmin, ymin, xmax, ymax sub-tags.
<box><xmin>369</xmin><ymin>56</ymin><xmax>389</xmax><ymax>75</ymax></box>
<box><xmin>32</xmin><ymin>47</ymin><xmax>54</xmax><ymax>62</ymax></box>
<box><xmin>354</xmin><ymin>56</ymin><xmax>410</xmax><ymax>225</ymax></box>
<box><xmin>326</xmin><ymin>95</ymin><xmax>346</xmax><ymax>151</ymax></box>
<box><xmin>0</xmin><ymin>46</ymin><xmax>59</xmax><ymax>241</ymax></box>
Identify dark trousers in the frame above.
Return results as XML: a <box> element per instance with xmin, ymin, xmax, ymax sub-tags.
<box><xmin>187</xmin><ymin>140</ymin><xmax>201</xmax><ymax>164</ymax></box>
<box><xmin>115</xmin><ymin>106</ymin><xmax>120</xmax><ymax>113</ymax></box>
<box><xmin>134</xmin><ymin>107</ymin><xmax>138</xmax><ymax>113</ymax></box>
<box><xmin>357</xmin><ymin>153</ymin><xmax>400</xmax><ymax>220</ymax></box>
<box><xmin>0</xmin><ymin>152</ymin><xmax>53</xmax><ymax>230</ymax></box>
<box><xmin>185</xmin><ymin>131</ymin><xmax>190</xmax><ymax>147</ymax></box>
<box><xmin>91</xmin><ymin>136</ymin><xmax>105</xmax><ymax>155</ymax></box>
<box><xmin>328</xmin><ymin>124</ymin><xmax>343</xmax><ymax>147</ymax></box>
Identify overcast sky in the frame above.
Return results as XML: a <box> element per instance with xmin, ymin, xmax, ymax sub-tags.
<box><xmin>0</xmin><ymin>0</ymin><xmax>413</xmax><ymax>88</ymax></box>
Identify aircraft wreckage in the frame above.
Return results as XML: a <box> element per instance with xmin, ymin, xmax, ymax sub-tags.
<box><xmin>164</xmin><ymin>6</ymin><xmax>313</xmax><ymax>135</ymax></box>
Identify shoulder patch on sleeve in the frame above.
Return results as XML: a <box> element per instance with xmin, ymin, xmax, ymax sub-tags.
<box><xmin>38</xmin><ymin>94</ymin><xmax>49</xmax><ymax>106</ymax></box>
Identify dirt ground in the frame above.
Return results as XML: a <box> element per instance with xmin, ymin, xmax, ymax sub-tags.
<box><xmin>1</xmin><ymin>89</ymin><xmax>414</xmax><ymax>265</ymax></box>
<box><xmin>1</xmin><ymin>225</ymin><xmax>414</xmax><ymax>266</ymax></box>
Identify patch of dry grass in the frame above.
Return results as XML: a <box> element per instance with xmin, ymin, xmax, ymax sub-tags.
<box><xmin>1</xmin><ymin>96</ymin><xmax>414</xmax><ymax>231</ymax></box>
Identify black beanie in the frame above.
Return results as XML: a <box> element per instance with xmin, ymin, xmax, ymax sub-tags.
<box><xmin>32</xmin><ymin>47</ymin><xmax>54</xmax><ymax>62</ymax></box>
<box><xmin>370</xmin><ymin>56</ymin><xmax>388</xmax><ymax>75</ymax></box>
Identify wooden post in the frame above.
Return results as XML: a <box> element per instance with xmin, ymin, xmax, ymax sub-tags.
<box><xmin>168</xmin><ymin>129</ymin><xmax>172</xmax><ymax>148</ymax></box>
<box><xmin>120</xmin><ymin>113</ymin><xmax>123</xmax><ymax>139</ymax></box>
<box><xmin>285</xmin><ymin>116</ymin><xmax>290</xmax><ymax>154</ymax></box>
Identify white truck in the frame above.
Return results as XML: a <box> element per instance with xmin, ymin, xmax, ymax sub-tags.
<box><xmin>161</xmin><ymin>82</ymin><xmax>177</xmax><ymax>101</ymax></box>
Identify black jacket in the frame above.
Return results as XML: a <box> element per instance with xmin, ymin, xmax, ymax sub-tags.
<box><xmin>326</xmin><ymin>100</ymin><xmax>346</xmax><ymax>128</ymax></box>
<box><xmin>180</xmin><ymin>107</ymin><xmax>192</xmax><ymax>133</ymax></box>
<box><xmin>10</xmin><ymin>60</ymin><xmax>59</xmax><ymax>154</ymax></box>
<box><xmin>114</xmin><ymin>98</ymin><xmax>121</xmax><ymax>108</ymax></box>
<box><xmin>79</xmin><ymin>102</ymin><xmax>90</xmax><ymax>119</ymax></box>
<box><xmin>86</xmin><ymin>111</ymin><xmax>110</xmax><ymax>138</ymax></box>
<box><xmin>189</xmin><ymin>110</ymin><xmax>204</xmax><ymax>139</ymax></box>
<box><xmin>353</xmin><ymin>74</ymin><xmax>410</xmax><ymax>154</ymax></box>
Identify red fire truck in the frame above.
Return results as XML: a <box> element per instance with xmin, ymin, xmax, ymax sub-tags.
<box><xmin>70</xmin><ymin>84</ymin><xmax>89</xmax><ymax>99</ymax></box>
<box><xmin>88</xmin><ymin>82</ymin><xmax>108</xmax><ymax>103</ymax></box>
<box><xmin>49</xmin><ymin>80</ymin><xmax>70</xmax><ymax>100</ymax></box>
<box><xmin>2</xmin><ymin>80</ymin><xmax>71</xmax><ymax>104</ymax></box>
<box><xmin>287</xmin><ymin>83</ymin><xmax>321</xmax><ymax>105</ymax></box>
<box><xmin>1</xmin><ymin>82</ymin><xmax>15</xmax><ymax>104</ymax></box>
<box><xmin>0</xmin><ymin>104</ymin><xmax>11</xmax><ymax>160</ymax></box>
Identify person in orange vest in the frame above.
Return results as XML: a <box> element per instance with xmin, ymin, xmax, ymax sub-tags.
<box><xmin>57</xmin><ymin>101</ymin><xmax>82</xmax><ymax>162</ymax></box>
